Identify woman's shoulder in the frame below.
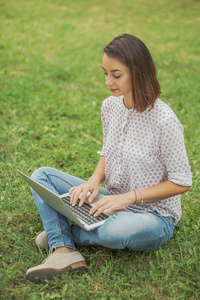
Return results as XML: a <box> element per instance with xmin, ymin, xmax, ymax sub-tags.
<box><xmin>102</xmin><ymin>95</ymin><xmax>122</xmax><ymax>105</ymax></box>
<box><xmin>101</xmin><ymin>95</ymin><xmax>122</xmax><ymax>112</ymax></box>
<box><xmin>153</xmin><ymin>99</ymin><xmax>180</xmax><ymax>123</ymax></box>
<box><xmin>151</xmin><ymin>99</ymin><xmax>183</xmax><ymax>132</ymax></box>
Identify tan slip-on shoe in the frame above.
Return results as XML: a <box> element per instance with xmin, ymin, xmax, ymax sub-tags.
<box><xmin>34</xmin><ymin>231</ymin><xmax>49</xmax><ymax>250</ymax></box>
<box><xmin>26</xmin><ymin>251</ymin><xmax>87</xmax><ymax>281</ymax></box>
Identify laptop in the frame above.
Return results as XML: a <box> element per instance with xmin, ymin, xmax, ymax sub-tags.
<box><xmin>17</xmin><ymin>170</ymin><xmax>129</xmax><ymax>231</ymax></box>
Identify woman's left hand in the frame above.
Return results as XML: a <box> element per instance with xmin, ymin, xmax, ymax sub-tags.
<box><xmin>89</xmin><ymin>193</ymin><xmax>133</xmax><ymax>217</ymax></box>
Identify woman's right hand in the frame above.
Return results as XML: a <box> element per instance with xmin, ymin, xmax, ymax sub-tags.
<box><xmin>69</xmin><ymin>177</ymin><xmax>100</xmax><ymax>207</ymax></box>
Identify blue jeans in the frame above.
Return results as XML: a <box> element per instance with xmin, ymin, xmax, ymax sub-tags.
<box><xmin>31</xmin><ymin>167</ymin><xmax>175</xmax><ymax>252</ymax></box>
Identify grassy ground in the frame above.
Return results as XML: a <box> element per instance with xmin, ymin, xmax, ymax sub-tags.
<box><xmin>0</xmin><ymin>0</ymin><xmax>200</xmax><ymax>299</ymax></box>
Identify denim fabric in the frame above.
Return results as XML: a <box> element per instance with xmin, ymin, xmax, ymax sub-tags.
<box><xmin>31</xmin><ymin>167</ymin><xmax>175</xmax><ymax>252</ymax></box>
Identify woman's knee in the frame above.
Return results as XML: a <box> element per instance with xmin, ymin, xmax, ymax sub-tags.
<box><xmin>98</xmin><ymin>214</ymin><xmax>130</xmax><ymax>244</ymax></box>
<box><xmin>98</xmin><ymin>212</ymin><xmax>174</xmax><ymax>251</ymax></box>
<box><xmin>31</xmin><ymin>167</ymin><xmax>51</xmax><ymax>180</ymax></box>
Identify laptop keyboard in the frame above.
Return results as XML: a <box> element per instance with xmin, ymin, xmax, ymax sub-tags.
<box><xmin>62</xmin><ymin>195</ymin><xmax>109</xmax><ymax>225</ymax></box>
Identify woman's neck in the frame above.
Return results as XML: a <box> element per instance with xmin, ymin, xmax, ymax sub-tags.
<box><xmin>123</xmin><ymin>96</ymin><xmax>134</xmax><ymax>109</ymax></box>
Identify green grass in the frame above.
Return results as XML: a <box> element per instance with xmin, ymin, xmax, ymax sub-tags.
<box><xmin>0</xmin><ymin>0</ymin><xmax>200</xmax><ymax>299</ymax></box>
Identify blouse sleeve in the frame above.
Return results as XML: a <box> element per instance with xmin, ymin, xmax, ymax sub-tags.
<box><xmin>159</xmin><ymin>116</ymin><xmax>192</xmax><ymax>186</ymax></box>
<box><xmin>98</xmin><ymin>99</ymin><xmax>111</xmax><ymax>157</ymax></box>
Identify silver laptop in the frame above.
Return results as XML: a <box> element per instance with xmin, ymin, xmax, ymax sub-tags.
<box><xmin>17</xmin><ymin>170</ymin><xmax>114</xmax><ymax>231</ymax></box>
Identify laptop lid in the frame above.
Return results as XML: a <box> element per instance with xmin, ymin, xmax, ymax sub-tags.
<box><xmin>17</xmin><ymin>170</ymin><xmax>107</xmax><ymax>231</ymax></box>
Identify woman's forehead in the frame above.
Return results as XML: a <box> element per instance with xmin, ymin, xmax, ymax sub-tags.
<box><xmin>102</xmin><ymin>53</ymin><xmax>128</xmax><ymax>72</ymax></box>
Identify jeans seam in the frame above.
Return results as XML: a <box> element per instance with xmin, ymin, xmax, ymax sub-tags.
<box><xmin>41</xmin><ymin>170</ymin><xmax>76</xmax><ymax>250</ymax></box>
<box><xmin>127</xmin><ymin>233</ymin><xmax>165</xmax><ymax>244</ymax></box>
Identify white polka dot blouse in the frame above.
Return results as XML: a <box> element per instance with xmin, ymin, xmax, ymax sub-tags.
<box><xmin>99</xmin><ymin>96</ymin><xmax>192</xmax><ymax>225</ymax></box>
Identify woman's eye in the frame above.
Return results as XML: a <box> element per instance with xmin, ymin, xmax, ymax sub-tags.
<box><xmin>103</xmin><ymin>73</ymin><xmax>121</xmax><ymax>79</ymax></box>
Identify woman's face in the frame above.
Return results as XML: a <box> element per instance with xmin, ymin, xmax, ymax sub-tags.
<box><xmin>102</xmin><ymin>53</ymin><xmax>133</xmax><ymax>108</ymax></box>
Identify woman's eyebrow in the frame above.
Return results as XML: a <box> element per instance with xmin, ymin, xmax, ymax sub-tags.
<box><xmin>102</xmin><ymin>66</ymin><xmax>122</xmax><ymax>72</ymax></box>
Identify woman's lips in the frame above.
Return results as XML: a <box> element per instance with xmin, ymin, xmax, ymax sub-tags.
<box><xmin>110</xmin><ymin>89</ymin><xmax>118</xmax><ymax>92</ymax></box>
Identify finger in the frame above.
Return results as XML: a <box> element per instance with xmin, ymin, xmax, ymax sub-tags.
<box><xmin>88</xmin><ymin>189</ymin><xmax>99</xmax><ymax>203</ymax></box>
<box><xmin>89</xmin><ymin>198</ymin><xmax>109</xmax><ymax>216</ymax></box>
<box><xmin>69</xmin><ymin>186</ymin><xmax>77</xmax><ymax>195</ymax></box>
<box><xmin>78</xmin><ymin>190</ymin><xmax>89</xmax><ymax>207</ymax></box>
<box><xmin>70</xmin><ymin>187</ymin><xmax>83</xmax><ymax>206</ymax></box>
<box><xmin>93</xmin><ymin>203</ymin><xmax>111</xmax><ymax>217</ymax></box>
<box><xmin>69</xmin><ymin>188</ymin><xmax>76</xmax><ymax>204</ymax></box>
<box><xmin>89</xmin><ymin>198</ymin><xmax>105</xmax><ymax>215</ymax></box>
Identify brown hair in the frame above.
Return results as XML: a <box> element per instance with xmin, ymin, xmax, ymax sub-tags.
<box><xmin>103</xmin><ymin>34</ymin><xmax>161</xmax><ymax>112</ymax></box>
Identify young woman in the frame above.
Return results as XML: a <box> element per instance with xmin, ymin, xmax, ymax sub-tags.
<box><xmin>26</xmin><ymin>34</ymin><xmax>192</xmax><ymax>281</ymax></box>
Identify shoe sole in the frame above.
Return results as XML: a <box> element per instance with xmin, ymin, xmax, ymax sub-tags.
<box><xmin>27</xmin><ymin>261</ymin><xmax>87</xmax><ymax>281</ymax></box>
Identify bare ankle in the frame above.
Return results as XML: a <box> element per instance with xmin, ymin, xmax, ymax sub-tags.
<box><xmin>55</xmin><ymin>247</ymin><xmax>76</xmax><ymax>254</ymax></box>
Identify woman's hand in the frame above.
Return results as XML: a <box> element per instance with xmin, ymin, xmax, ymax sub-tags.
<box><xmin>69</xmin><ymin>177</ymin><xmax>100</xmax><ymax>207</ymax></box>
<box><xmin>69</xmin><ymin>156</ymin><xmax>105</xmax><ymax>207</ymax></box>
<box><xmin>89</xmin><ymin>193</ymin><xmax>133</xmax><ymax>217</ymax></box>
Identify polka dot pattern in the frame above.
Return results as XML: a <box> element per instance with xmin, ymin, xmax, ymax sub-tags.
<box><xmin>99</xmin><ymin>96</ymin><xmax>192</xmax><ymax>225</ymax></box>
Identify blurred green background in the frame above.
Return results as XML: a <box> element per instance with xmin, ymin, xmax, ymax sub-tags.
<box><xmin>0</xmin><ymin>0</ymin><xmax>199</xmax><ymax>299</ymax></box>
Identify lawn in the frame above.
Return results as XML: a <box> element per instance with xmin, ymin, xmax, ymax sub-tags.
<box><xmin>0</xmin><ymin>0</ymin><xmax>199</xmax><ymax>299</ymax></box>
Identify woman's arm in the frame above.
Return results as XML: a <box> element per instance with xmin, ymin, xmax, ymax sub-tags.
<box><xmin>89</xmin><ymin>155</ymin><xmax>105</xmax><ymax>184</ymax></box>
<box><xmin>69</xmin><ymin>156</ymin><xmax>105</xmax><ymax>206</ymax></box>
<box><xmin>135</xmin><ymin>180</ymin><xmax>189</xmax><ymax>204</ymax></box>
<box><xmin>90</xmin><ymin>181</ymin><xmax>190</xmax><ymax>217</ymax></box>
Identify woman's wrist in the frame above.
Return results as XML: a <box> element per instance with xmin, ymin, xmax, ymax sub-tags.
<box><xmin>88</xmin><ymin>174</ymin><xmax>103</xmax><ymax>186</ymax></box>
<box><xmin>132</xmin><ymin>189</ymin><xmax>144</xmax><ymax>205</ymax></box>
<box><xmin>133</xmin><ymin>190</ymin><xmax>137</xmax><ymax>204</ymax></box>
<box><xmin>137</xmin><ymin>189</ymin><xmax>144</xmax><ymax>205</ymax></box>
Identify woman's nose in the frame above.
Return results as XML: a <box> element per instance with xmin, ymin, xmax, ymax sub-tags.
<box><xmin>105</xmin><ymin>76</ymin><xmax>113</xmax><ymax>86</ymax></box>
